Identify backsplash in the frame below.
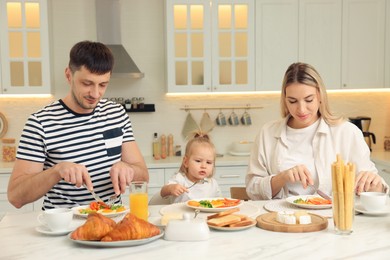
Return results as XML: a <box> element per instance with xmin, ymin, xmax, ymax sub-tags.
<box><xmin>1</xmin><ymin>91</ymin><xmax>390</xmax><ymax>157</ymax></box>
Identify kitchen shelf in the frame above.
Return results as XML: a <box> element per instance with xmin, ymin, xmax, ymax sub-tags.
<box><xmin>180</xmin><ymin>104</ymin><xmax>262</xmax><ymax>111</ymax></box>
<box><xmin>124</xmin><ymin>104</ymin><xmax>155</xmax><ymax>113</ymax></box>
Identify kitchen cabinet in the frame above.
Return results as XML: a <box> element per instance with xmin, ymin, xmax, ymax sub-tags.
<box><xmin>255</xmin><ymin>0</ymin><xmax>298</xmax><ymax>91</ymax></box>
<box><xmin>341</xmin><ymin>0</ymin><xmax>386</xmax><ymax>89</ymax></box>
<box><xmin>385</xmin><ymin>0</ymin><xmax>390</xmax><ymax>88</ymax></box>
<box><xmin>0</xmin><ymin>0</ymin><xmax>51</xmax><ymax>94</ymax></box>
<box><xmin>166</xmin><ymin>0</ymin><xmax>255</xmax><ymax>93</ymax></box>
<box><xmin>256</xmin><ymin>0</ymin><xmax>388</xmax><ymax>91</ymax></box>
<box><xmin>298</xmin><ymin>0</ymin><xmax>342</xmax><ymax>89</ymax></box>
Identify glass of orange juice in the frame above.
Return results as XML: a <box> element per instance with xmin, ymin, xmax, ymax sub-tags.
<box><xmin>129</xmin><ymin>181</ymin><xmax>148</xmax><ymax>221</ymax></box>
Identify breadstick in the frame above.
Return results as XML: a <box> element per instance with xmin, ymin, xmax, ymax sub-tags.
<box><xmin>331</xmin><ymin>163</ymin><xmax>339</xmax><ymax>228</ymax></box>
<box><xmin>344</xmin><ymin>164</ymin><xmax>353</xmax><ymax>230</ymax></box>
<box><xmin>336</xmin><ymin>162</ymin><xmax>345</xmax><ymax>230</ymax></box>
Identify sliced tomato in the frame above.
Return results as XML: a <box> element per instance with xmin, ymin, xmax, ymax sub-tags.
<box><xmin>89</xmin><ymin>201</ymin><xmax>99</xmax><ymax>211</ymax></box>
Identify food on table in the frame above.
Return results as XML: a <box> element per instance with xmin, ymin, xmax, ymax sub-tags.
<box><xmin>78</xmin><ymin>201</ymin><xmax>126</xmax><ymax>215</ymax></box>
<box><xmin>160</xmin><ymin>212</ymin><xmax>183</xmax><ymax>226</ymax></box>
<box><xmin>293</xmin><ymin>197</ymin><xmax>331</xmax><ymax>205</ymax></box>
<box><xmin>70</xmin><ymin>212</ymin><xmax>116</xmax><ymax>240</ymax></box>
<box><xmin>101</xmin><ymin>213</ymin><xmax>161</xmax><ymax>241</ymax></box>
<box><xmin>276</xmin><ymin>210</ymin><xmax>312</xmax><ymax>225</ymax></box>
<box><xmin>206</xmin><ymin>208</ymin><xmax>255</xmax><ymax>228</ymax></box>
<box><xmin>332</xmin><ymin>154</ymin><xmax>355</xmax><ymax>232</ymax></box>
<box><xmin>71</xmin><ymin>213</ymin><xmax>161</xmax><ymax>242</ymax></box>
<box><xmin>188</xmin><ymin>198</ymin><xmax>241</xmax><ymax>208</ymax></box>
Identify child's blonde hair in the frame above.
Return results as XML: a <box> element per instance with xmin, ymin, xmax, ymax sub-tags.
<box><xmin>179</xmin><ymin>131</ymin><xmax>216</xmax><ymax>176</ymax></box>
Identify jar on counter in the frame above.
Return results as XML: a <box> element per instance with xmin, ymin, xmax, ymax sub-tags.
<box><xmin>385</xmin><ymin>136</ymin><xmax>390</xmax><ymax>151</ymax></box>
<box><xmin>131</xmin><ymin>97</ymin><xmax>139</xmax><ymax>109</ymax></box>
<box><xmin>2</xmin><ymin>138</ymin><xmax>16</xmax><ymax>162</ymax></box>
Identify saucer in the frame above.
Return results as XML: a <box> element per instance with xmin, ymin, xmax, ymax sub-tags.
<box><xmin>35</xmin><ymin>225</ymin><xmax>74</xmax><ymax>236</ymax></box>
<box><xmin>355</xmin><ymin>204</ymin><xmax>390</xmax><ymax>216</ymax></box>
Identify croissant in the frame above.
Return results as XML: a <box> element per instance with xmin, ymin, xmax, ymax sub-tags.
<box><xmin>70</xmin><ymin>212</ymin><xmax>116</xmax><ymax>241</ymax></box>
<box><xmin>101</xmin><ymin>213</ymin><xmax>161</xmax><ymax>241</ymax></box>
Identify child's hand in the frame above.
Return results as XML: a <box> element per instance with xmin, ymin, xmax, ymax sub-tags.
<box><xmin>169</xmin><ymin>184</ymin><xmax>189</xmax><ymax>196</ymax></box>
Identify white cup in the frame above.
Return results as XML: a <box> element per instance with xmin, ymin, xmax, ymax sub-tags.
<box><xmin>37</xmin><ymin>208</ymin><xmax>73</xmax><ymax>232</ymax></box>
<box><xmin>360</xmin><ymin>192</ymin><xmax>388</xmax><ymax>211</ymax></box>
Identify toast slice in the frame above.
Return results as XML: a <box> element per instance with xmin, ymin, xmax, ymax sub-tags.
<box><xmin>207</xmin><ymin>208</ymin><xmax>240</xmax><ymax>220</ymax></box>
<box><xmin>228</xmin><ymin>219</ymin><xmax>255</xmax><ymax>227</ymax></box>
<box><xmin>207</xmin><ymin>214</ymin><xmax>242</xmax><ymax>227</ymax></box>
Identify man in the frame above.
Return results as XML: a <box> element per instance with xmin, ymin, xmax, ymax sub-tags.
<box><xmin>8</xmin><ymin>41</ymin><xmax>149</xmax><ymax>209</ymax></box>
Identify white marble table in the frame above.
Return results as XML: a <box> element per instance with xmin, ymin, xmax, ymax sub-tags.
<box><xmin>1</xmin><ymin>201</ymin><xmax>390</xmax><ymax>260</ymax></box>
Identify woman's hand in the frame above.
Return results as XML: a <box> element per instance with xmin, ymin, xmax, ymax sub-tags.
<box><xmin>355</xmin><ymin>171</ymin><xmax>383</xmax><ymax>195</ymax></box>
<box><xmin>282</xmin><ymin>164</ymin><xmax>314</xmax><ymax>189</ymax></box>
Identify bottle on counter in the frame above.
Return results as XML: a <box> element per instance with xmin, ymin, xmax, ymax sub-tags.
<box><xmin>168</xmin><ymin>134</ymin><xmax>174</xmax><ymax>156</ymax></box>
<box><xmin>385</xmin><ymin>136</ymin><xmax>390</xmax><ymax>151</ymax></box>
<box><xmin>161</xmin><ymin>134</ymin><xmax>167</xmax><ymax>159</ymax></box>
<box><xmin>153</xmin><ymin>133</ymin><xmax>161</xmax><ymax>160</ymax></box>
<box><xmin>2</xmin><ymin>138</ymin><xmax>16</xmax><ymax>162</ymax></box>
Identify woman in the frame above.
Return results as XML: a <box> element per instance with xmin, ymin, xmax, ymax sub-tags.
<box><xmin>246</xmin><ymin>62</ymin><xmax>388</xmax><ymax>200</ymax></box>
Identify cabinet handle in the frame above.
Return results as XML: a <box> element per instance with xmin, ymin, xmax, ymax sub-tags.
<box><xmin>381</xmin><ymin>169</ymin><xmax>390</xmax><ymax>174</ymax></box>
<box><xmin>220</xmin><ymin>175</ymin><xmax>240</xmax><ymax>178</ymax></box>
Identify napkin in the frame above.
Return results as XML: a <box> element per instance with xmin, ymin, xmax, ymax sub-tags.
<box><xmin>182</xmin><ymin>112</ymin><xmax>200</xmax><ymax>139</ymax></box>
<box><xmin>200</xmin><ymin>111</ymin><xmax>215</xmax><ymax>133</ymax></box>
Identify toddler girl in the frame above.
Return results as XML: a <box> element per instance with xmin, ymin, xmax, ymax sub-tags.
<box><xmin>160</xmin><ymin>131</ymin><xmax>221</xmax><ymax>203</ymax></box>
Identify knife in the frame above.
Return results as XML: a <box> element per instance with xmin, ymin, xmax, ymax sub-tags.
<box><xmin>83</xmin><ymin>184</ymin><xmax>105</xmax><ymax>203</ymax></box>
<box><xmin>317</xmin><ymin>189</ymin><xmax>332</xmax><ymax>201</ymax></box>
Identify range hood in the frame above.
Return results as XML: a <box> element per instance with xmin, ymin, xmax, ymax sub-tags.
<box><xmin>95</xmin><ymin>0</ymin><xmax>144</xmax><ymax>78</ymax></box>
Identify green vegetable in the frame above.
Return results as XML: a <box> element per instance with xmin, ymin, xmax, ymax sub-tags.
<box><xmin>199</xmin><ymin>200</ymin><xmax>213</xmax><ymax>208</ymax></box>
<box><xmin>293</xmin><ymin>198</ymin><xmax>306</xmax><ymax>204</ymax></box>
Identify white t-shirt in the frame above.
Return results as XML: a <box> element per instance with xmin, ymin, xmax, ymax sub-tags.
<box><xmin>166</xmin><ymin>172</ymin><xmax>221</xmax><ymax>204</ymax></box>
<box><xmin>282</xmin><ymin>119</ymin><xmax>320</xmax><ymax>196</ymax></box>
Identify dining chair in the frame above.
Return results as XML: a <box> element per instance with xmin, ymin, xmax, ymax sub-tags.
<box><xmin>148</xmin><ymin>192</ymin><xmax>171</xmax><ymax>205</ymax></box>
<box><xmin>230</xmin><ymin>187</ymin><xmax>250</xmax><ymax>201</ymax></box>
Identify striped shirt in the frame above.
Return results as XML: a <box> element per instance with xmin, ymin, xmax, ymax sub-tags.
<box><xmin>16</xmin><ymin>99</ymin><xmax>134</xmax><ymax>209</ymax></box>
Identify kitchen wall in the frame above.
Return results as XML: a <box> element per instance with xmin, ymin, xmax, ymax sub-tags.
<box><xmin>1</xmin><ymin>0</ymin><xmax>390</xmax><ymax>157</ymax></box>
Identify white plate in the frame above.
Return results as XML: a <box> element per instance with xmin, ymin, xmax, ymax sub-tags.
<box><xmin>68</xmin><ymin>229</ymin><xmax>164</xmax><ymax>247</ymax></box>
<box><xmin>160</xmin><ymin>201</ymin><xmax>260</xmax><ymax>219</ymax></box>
<box><xmin>286</xmin><ymin>195</ymin><xmax>332</xmax><ymax>210</ymax></box>
<box><xmin>264</xmin><ymin>199</ymin><xmax>333</xmax><ymax>218</ymax></box>
<box><xmin>36</xmin><ymin>225</ymin><xmax>74</xmax><ymax>236</ymax></box>
<box><xmin>355</xmin><ymin>203</ymin><xmax>390</xmax><ymax>216</ymax></box>
<box><xmin>208</xmin><ymin>220</ymin><xmax>256</xmax><ymax>232</ymax></box>
<box><xmin>72</xmin><ymin>205</ymin><xmax>129</xmax><ymax>218</ymax></box>
<box><xmin>229</xmin><ymin>151</ymin><xmax>250</xmax><ymax>156</ymax></box>
<box><xmin>186</xmin><ymin>198</ymin><xmax>243</xmax><ymax>213</ymax></box>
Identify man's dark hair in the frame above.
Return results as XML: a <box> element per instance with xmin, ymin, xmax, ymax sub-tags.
<box><xmin>68</xmin><ymin>41</ymin><xmax>114</xmax><ymax>75</ymax></box>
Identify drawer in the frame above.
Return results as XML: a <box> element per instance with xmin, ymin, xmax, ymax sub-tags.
<box><xmin>0</xmin><ymin>174</ymin><xmax>10</xmax><ymax>193</ymax></box>
<box><xmin>214</xmin><ymin>166</ymin><xmax>246</xmax><ymax>185</ymax></box>
<box><xmin>148</xmin><ymin>168</ymin><xmax>165</xmax><ymax>189</ymax></box>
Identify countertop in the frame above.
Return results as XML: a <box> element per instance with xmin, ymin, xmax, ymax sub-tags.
<box><xmin>1</xmin><ymin>150</ymin><xmax>390</xmax><ymax>174</ymax></box>
<box><xmin>1</xmin><ymin>200</ymin><xmax>390</xmax><ymax>259</ymax></box>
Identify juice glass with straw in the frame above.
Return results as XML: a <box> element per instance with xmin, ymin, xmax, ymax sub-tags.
<box><xmin>129</xmin><ymin>181</ymin><xmax>148</xmax><ymax>221</ymax></box>
<box><xmin>331</xmin><ymin>155</ymin><xmax>355</xmax><ymax>235</ymax></box>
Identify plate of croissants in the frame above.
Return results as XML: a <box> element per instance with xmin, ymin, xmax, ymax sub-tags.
<box><xmin>69</xmin><ymin>212</ymin><xmax>164</xmax><ymax>247</ymax></box>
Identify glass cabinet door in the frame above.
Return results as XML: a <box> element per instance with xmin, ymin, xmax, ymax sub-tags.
<box><xmin>212</xmin><ymin>0</ymin><xmax>254</xmax><ymax>92</ymax></box>
<box><xmin>166</xmin><ymin>0</ymin><xmax>254</xmax><ymax>93</ymax></box>
<box><xmin>167</xmin><ymin>0</ymin><xmax>212</xmax><ymax>93</ymax></box>
<box><xmin>0</xmin><ymin>0</ymin><xmax>50</xmax><ymax>94</ymax></box>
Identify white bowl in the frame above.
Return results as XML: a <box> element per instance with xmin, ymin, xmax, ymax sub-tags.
<box><xmin>232</xmin><ymin>141</ymin><xmax>253</xmax><ymax>153</ymax></box>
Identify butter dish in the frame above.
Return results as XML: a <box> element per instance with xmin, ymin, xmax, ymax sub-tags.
<box><xmin>164</xmin><ymin>213</ymin><xmax>210</xmax><ymax>241</ymax></box>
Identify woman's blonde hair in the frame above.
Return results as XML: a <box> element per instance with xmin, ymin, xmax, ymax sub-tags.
<box><xmin>179</xmin><ymin>131</ymin><xmax>216</xmax><ymax>176</ymax></box>
<box><xmin>280</xmin><ymin>62</ymin><xmax>344</xmax><ymax>126</ymax></box>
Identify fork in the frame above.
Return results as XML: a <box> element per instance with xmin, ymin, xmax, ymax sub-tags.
<box><xmin>186</xmin><ymin>179</ymin><xmax>208</xmax><ymax>189</ymax></box>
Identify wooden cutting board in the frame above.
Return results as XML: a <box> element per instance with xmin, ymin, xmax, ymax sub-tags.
<box><xmin>256</xmin><ymin>212</ymin><xmax>328</xmax><ymax>233</ymax></box>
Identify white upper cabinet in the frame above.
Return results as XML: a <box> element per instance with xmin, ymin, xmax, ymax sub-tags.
<box><xmin>385</xmin><ymin>0</ymin><xmax>390</xmax><ymax>88</ymax></box>
<box><xmin>166</xmin><ymin>0</ymin><xmax>255</xmax><ymax>93</ymax></box>
<box><xmin>299</xmin><ymin>0</ymin><xmax>342</xmax><ymax>89</ymax></box>
<box><xmin>255</xmin><ymin>0</ymin><xmax>298</xmax><ymax>91</ymax></box>
<box><xmin>0</xmin><ymin>0</ymin><xmax>51</xmax><ymax>94</ymax></box>
<box><xmin>342</xmin><ymin>0</ymin><xmax>386</xmax><ymax>89</ymax></box>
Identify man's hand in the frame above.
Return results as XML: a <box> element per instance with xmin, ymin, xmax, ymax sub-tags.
<box><xmin>110</xmin><ymin>161</ymin><xmax>135</xmax><ymax>195</ymax></box>
<box><xmin>54</xmin><ymin>162</ymin><xmax>92</xmax><ymax>189</ymax></box>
